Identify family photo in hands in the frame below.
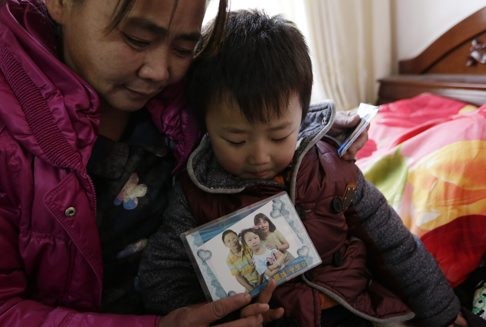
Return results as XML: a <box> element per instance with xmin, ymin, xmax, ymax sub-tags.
<box><xmin>182</xmin><ymin>193</ymin><xmax>321</xmax><ymax>301</ymax></box>
<box><xmin>224</xmin><ymin>213</ymin><xmax>294</xmax><ymax>293</ymax></box>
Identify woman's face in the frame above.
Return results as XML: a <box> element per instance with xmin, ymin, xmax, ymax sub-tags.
<box><xmin>255</xmin><ymin>218</ymin><xmax>270</xmax><ymax>233</ymax></box>
<box><xmin>47</xmin><ymin>0</ymin><xmax>205</xmax><ymax>112</ymax></box>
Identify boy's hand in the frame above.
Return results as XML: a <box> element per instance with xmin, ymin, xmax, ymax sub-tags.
<box><xmin>449</xmin><ymin>312</ymin><xmax>468</xmax><ymax>327</ymax></box>
<box><xmin>329</xmin><ymin>111</ymin><xmax>368</xmax><ymax>161</ymax></box>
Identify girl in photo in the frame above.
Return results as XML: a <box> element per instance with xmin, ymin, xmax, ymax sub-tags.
<box><xmin>240</xmin><ymin>228</ymin><xmax>285</xmax><ymax>280</ymax></box>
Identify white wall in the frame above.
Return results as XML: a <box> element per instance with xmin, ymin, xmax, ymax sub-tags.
<box><xmin>393</xmin><ymin>1</ymin><xmax>485</xmax><ymax>60</ymax></box>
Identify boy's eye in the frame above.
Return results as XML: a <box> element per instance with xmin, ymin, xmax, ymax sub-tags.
<box><xmin>224</xmin><ymin>138</ymin><xmax>245</xmax><ymax>146</ymax></box>
<box><xmin>226</xmin><ymin>140</ymin><xmax>245</xmax><ymax>146</ymax></box>
<box><xmin>272</xmin><ymin>135</ymin><xmax>289</xmax><ymax>143</ymax></box>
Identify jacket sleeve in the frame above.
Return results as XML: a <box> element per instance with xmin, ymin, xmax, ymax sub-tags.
<box><xmin>348</xmin><ymin>171</ymin><xmax>460</xmax><ymax>326</ymax></box>
<box><xmin>0</xmin><ymin>184</ymin><xmax>159</xmax><ymax>327</ymax></box>
<box><xmin>137</xmin><ymin>181</ymin><xmax>206</xmax><ymax>314</ymax></box>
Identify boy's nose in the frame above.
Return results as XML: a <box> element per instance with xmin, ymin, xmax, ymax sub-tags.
<box><xmin>249</xmin><ymin>142</ymin><xmax>270</xmax><ymax>165</ymax></box>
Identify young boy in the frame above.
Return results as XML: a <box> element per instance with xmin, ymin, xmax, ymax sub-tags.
<box><xmin>138</xmin><ymin>10</ymin><xmax>462</xmax><ymax>326</ymax></box>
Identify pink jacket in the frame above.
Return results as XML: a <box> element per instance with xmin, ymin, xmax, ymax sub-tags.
<box><xmin>0</xmin><ymin>0</ymin><xmax>199</xmax><ymax>325</ymax></box>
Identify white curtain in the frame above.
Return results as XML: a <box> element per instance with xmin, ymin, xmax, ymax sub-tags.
<box><xmin>303</xmin><ymin>0</ymin><xmax>393</xmax><ymax>110</ymax></box>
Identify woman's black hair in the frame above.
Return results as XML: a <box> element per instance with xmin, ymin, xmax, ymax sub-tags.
<box><xmin>105</xmin><ymin>0</ymin><xmax>228</xmax><ymax>58</ymax></box>
<box><xmin>254</xmin><ymin>213</ymin><xmax>276</xmax><ymax>232</ymax></box>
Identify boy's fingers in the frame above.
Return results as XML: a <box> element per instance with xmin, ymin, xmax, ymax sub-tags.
<box><xmin>342</xmin><ymin>128</ymin><xmax>369</xmax><ymax>161</ymax></box>
<box><xmin>328</xmin><ymin>111</ymin><xmax>361</xmax><ymax>136</ymax></box>
<box><xmin>336</xmin><ymin>111</ymin><xmax>360</xmax><ymax>127</ymax></box>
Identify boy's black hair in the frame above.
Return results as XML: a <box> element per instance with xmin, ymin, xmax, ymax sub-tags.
<box><xmin>221</xmin><ymin>229</ymin><xmax>237</xmax><ymax>243</ymax></box>
<box><xmin>188</xmin><ymin>9</ymin><xmax>313</xmax><ymax>126</ymax></box>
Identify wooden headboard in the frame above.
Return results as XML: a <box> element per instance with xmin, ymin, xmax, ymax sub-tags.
<box><xmin>377</xmin><ymin>7</ymin><xmax>486</xmax><ymax>105</ymax></box>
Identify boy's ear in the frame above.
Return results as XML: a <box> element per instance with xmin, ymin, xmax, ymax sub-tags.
<box><xmin>45</xmin><ymin>0</ymin><xmax>68</xmax><ymax>25</ymax></box>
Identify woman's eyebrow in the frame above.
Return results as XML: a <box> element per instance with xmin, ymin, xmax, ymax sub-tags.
<box><xmin>124</xmin><ymin>17</ymin><xmax>201</xmax><ymax>42</ymax></box>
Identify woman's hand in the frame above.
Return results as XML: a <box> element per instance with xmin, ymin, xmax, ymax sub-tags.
<box><xmin>245</xmin><ymin>279</ymin><xmax>284</xmax><ymax>324</ymax></box>
<box><xmin>328</xmin><ymin>111</ymin><xmax>368</xmax><ymax>161</ymax></box>
<box><xmin>157</xmin><ymin>278</ymin><xmax>284</xmax><ymax>326</ymax></box>
<box><xmin>158</xmin><ymin>293</ymin><xmax>267</xmax><ymax>327</ymax></box>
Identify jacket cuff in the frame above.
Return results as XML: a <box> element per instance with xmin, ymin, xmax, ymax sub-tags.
<box><xmin>411</xmin><ymin>297</ymin><xmax>460</xmax><ymax>327</ymax></box>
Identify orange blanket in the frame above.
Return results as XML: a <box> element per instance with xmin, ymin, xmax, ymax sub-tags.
<box><xmin>356</xmin><ymin>93</ymin><xmax>486</xmax><ymax>287</ymax></box>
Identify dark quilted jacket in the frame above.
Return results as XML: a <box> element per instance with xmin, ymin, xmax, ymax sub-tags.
<box><xmin>139</xmin><ymin>103</ymin><xmax>460</xmax><ymax>326</ymax></box>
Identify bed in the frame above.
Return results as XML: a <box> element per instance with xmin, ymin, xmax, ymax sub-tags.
<box><xmin>376</xmin><ymin>7</ymin><xmax>486</xmax><ymax>106</ymax></box>
<box><xmin>355</xmin><ymin>6</ymin><xmax>486</xmax><ymax>317</ymax></box>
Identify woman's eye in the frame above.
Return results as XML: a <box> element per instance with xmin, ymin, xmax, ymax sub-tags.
<box><xmin>123</xmin><ymin>33</ymin><xmax>151</xmax><ymax>49</ymax></box>
<box><xmin>173</xmin><ymin>47</ymin><xmax>195</xmax><ymax>58</ymax></box>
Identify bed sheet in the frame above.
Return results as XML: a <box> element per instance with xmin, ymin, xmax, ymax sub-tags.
<box><xmin>356</xmin><ymin>93</ymin><xmax>486</xmax><ymax>287</ymax></box>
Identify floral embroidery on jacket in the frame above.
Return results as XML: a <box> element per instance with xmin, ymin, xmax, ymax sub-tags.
<box><xmin>114</xmin><ymin>173</ymin><xmax>148</xmax><ymax>210</ymax></box>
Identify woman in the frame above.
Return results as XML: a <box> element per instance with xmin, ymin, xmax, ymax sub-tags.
<box><xmin>254</xmin><ymin>213</ymin><xmax>294</xmax><ymax>263</ymax></box>
<box><xmin>0</xmin><ymin>0</ymin><xmax>365</xmax><ymax>325</ymax></box>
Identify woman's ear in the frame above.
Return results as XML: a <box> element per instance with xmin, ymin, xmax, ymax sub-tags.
<box><xmin>44</xmin><ymin>0</ymin><xmax>68</xmax><ymax>24</ymax></box>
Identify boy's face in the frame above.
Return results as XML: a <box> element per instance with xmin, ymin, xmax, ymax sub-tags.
<box><xmin>205</xmin><ymin>94</ymin><xmax>302</xmax><ymax>180</ymax></box>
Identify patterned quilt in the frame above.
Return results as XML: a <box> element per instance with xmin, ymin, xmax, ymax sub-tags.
<box><xmin>356</xmin><ymin>93</ymin><xmax>486</xmax><ymax>287</ymax></box>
